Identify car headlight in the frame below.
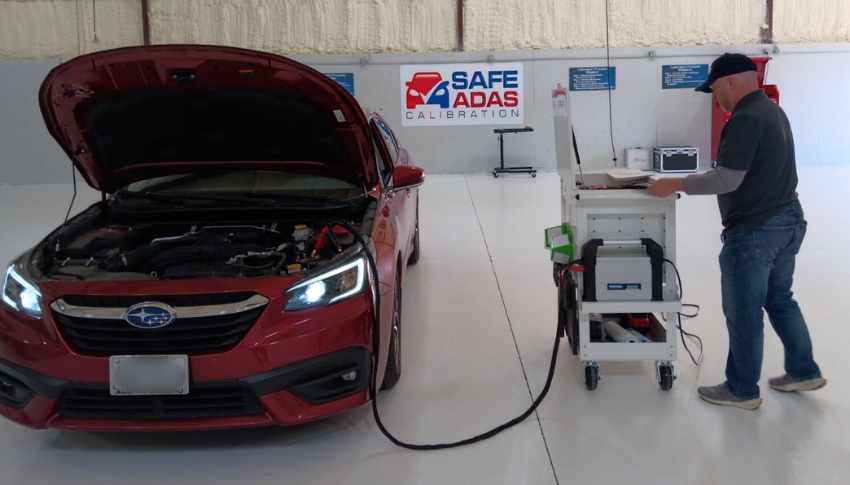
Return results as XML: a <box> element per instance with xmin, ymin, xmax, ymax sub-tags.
<box><xmin>283</xmin><ymin>257</ymin><xmax>368</xmax><ymax>311</ymax></box>
<box><xmin>3</xmin><ymin>265</ymin><xmax>43</xmax><ymax>318</ymax></box>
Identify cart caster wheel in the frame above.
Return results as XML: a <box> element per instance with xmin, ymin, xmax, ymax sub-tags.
<box><xmin>659</xmin><ymin>365</ymin><xmax>674</xmax><ymax>391</ymax></box>
<box><xmin>531</xmin><ymin>172</ymin><xmax>537</xmax><ymax>178</ymax></box>
<box><xmin>584</xmin><ymin>365</ymin><xmax>599</xmax><ymax>391</ymax></box>
<box><xmin>493</xmin><ymin>171</ymin><xmax>499</xmax><ymax>178</ymax></box>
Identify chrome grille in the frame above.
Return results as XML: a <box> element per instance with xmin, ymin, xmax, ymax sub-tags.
<box><xmin>50</xmin><ymin>293</ymin><xmax>268</xmax><ymax>355</ymax></box>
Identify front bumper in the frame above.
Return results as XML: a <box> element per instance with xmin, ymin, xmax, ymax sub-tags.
<box><xmin>0</xmin><ymin>282</ymin><xmax>377</xmax><ymax>431</ymax></box>
<box><xmin>0</xmin><ymin>347</ymin><xmax>371</xmax><ymax>430</ymax></box>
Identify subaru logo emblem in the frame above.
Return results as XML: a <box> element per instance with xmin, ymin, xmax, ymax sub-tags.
<box><xmin>124</xmin><ymin>302</ymin><xmax>176</xmax><ymax>329</ymax></box>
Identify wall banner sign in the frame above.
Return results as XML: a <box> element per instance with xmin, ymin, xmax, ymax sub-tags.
<box><xmin>662</xmin><ymin>64</ymin><xmax>709</xmax><ymax>89</ymax></box>
<box><xmin>325</xmin><ymin>72</ymin><xmax>354</xmax><ymax>95</ymax></box>
<box><xmin>400</xmin><ymin>63</ymin><xmax>524</xmax><ymax>126</ymax></box>
<box><xmin>569</xmin><ymin>67</ymin><xmax>616</xmax><ymax>91</ymax></box>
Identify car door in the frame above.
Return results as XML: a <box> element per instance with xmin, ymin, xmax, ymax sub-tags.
<box><xmin>370</xmin><ymin>116</ymin><xmax>414</xmax><ymax>262</ymax></box>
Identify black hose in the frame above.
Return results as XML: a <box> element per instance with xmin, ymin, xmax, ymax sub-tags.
<box><xmin>337</xmin><ymin>222</ymin><xmax>564</xmax><ymax>451</ymax></box>
<box><xmin>271</xmin><ymin>250</ymin><xmax>289</xmax><ymax>275</ymax></box>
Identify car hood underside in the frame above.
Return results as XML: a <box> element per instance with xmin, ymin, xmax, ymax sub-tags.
<box><xmin>39</xmin><ymin>45</ymin><xmax>378</xmax><ymax>193</ymax></box>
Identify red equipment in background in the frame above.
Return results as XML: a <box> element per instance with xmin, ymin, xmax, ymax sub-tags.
<box><xmin>711</xmin><ymin>56</ymin><xmax>780</xmax><ymax>163</ymax></box>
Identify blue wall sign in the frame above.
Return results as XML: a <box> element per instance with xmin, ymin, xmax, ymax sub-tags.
<box><xmin>325</xmin><ymin>72</ymin><xmax>355</xmax><ymax>95</ymax></box>
<box><xmin>662</xmin><ymin>64</ymin><xmax>708</xmax><ymax>89</ymax></box>
<box><xmin>569</xmin><ymin>67</ymin><xmax>616</xmax><ymax>91</ymax></box>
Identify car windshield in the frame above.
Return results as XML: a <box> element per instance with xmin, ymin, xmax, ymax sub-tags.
<box><xmin>124</xmin><ymin>171</ymin><xmax>362</xmax><ymax>198</ymax></box>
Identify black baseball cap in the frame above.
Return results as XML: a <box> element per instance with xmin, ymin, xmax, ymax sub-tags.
<box><xmin>695</xmin><ymin>53</ymin><xmax>758</xmax><ymax>93</ymax></box>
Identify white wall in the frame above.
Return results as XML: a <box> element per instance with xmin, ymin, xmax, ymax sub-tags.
<box><xmin>0</xmin><ymin>59</ymin><xmax>69</xmax><ymax>184</ymax></box>
<box><xmin>2</xmin><ymin>43</ymin><xmax>848</xmax><ymax>186</ymax></box>
<box><xmin>4</xmin><ymin>0</ymin><xmax>850</xmax><ymax>61</ymax></box>
<box><xmin>0</xmin><ymin>0</ymin><xmax>142</xmax><ymax>60</ymax></box>
<box><xmin>774</xmin><ymin>0</ymin><xmax>850</xmax><ymax>44</ymax></box>
<box><xmin>463</xmin><ymin>0</ymin><xmax>765</xmax><ymax>50</ymax></box>
<box><xmin>767</xmin><ymin>48</ymin><xmax>850</xmax><ymax>167</ymax></box>
<box><xmin>149</xmin><ymin>0</ymin><xmax>458</xmax><ymax>54</ymax></box>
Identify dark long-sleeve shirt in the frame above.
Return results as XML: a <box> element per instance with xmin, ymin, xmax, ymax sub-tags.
<box><xmin>682</xmin><ymin>90</ymin><xmax>799</xmax><ymax>233</ymax></box>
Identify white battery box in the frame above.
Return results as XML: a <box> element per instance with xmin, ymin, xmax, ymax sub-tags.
<box><xmin>625</xmin><ymin>148</ymin><xmax>652</xmax><ymax>171</ymax></box>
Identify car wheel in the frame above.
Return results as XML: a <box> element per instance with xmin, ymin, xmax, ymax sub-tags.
<box><xmin>407</xmin><ymin>205</ymin><xmax>420</xmax><ymax>265</ymax></box>
<box><xmin>381</xmin><ymin>273</ymin><xmax>402</xmax><ymax>390</ymax></box>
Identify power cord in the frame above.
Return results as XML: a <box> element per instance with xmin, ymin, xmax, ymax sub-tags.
<box><xmin>338</xmin><ymin>222</ymin><xmax>564</xmax><ymax>451</ymax></box>
<box><xmin>604</xmin><ymin>0</ymin><xmax>617</xmax><ymax>166</ymax></box>
<box><xmin>663</xmin><ymin>259</ymin><xmax>704</xmax><ymax>366</ymax></box>
<box><xmin>337</xmin><ymin>221</ymin><xmax>701</xmax><ymax>449</ymax></box>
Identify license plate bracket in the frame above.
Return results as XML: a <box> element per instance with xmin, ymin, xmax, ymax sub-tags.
<box><xmin>109</xmin><ymin>355</ymin><xmax>189</xmax><ymax>396</ymax></box>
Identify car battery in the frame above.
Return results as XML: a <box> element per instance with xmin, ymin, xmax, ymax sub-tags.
<box><xmin>594</xmin><ymin>254</ymin><xmax>653</xmax><ymax>301</ymax></box>
<box><xmin>653</xmin><ymin>146</ymin><xmax>698</xmax><ymax>173</ymax></box>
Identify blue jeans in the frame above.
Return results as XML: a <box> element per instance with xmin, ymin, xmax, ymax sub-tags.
<box><xmin>719</xmin><ymin>201</ymin><xmax>821</xmax><ymax>399</ymax></box>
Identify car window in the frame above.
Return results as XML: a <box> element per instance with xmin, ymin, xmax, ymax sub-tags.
<box><xmin>370</xmin><ymin>122</ymin><xmax>394</xmax><ymax>186</ymax></box>
<box><xmin>373</xmin><ymin>118</ymin><xmax>399</xmax><ymax>165</ymax></box>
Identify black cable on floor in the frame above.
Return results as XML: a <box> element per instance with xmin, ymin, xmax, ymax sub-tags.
<box><xmin>335</xmin><ymin>224</ymin><xmax>700</xmax><ymax>450</ymax></box>
<box><xmin>338</xmin><ymin>223</ymin><xmax>564</xmax><ymax>452</ymax></box>
<box><xmin>663</xmin><ymin>259</ymin><xmax>704</xmax><ymax>366</ymax></box>
<box><xmin>677</xmin><ymin>313</ymin><xmax>704</xmax><ymax>366</ymax></box>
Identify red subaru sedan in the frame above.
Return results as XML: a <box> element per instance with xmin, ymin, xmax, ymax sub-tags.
<box><xmin>0</xmin><ymin>45</ymin><xmax>423</xmax><ymax>431</ymax></box>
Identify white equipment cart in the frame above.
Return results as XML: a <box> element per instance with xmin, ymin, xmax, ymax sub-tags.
<box><xmin>545</xmin><ymin>87</ymin><xmax>682</xmax><ymax>391</ymax></box>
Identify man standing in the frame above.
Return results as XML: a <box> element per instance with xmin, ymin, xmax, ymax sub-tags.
<box><xmin>647</xmin><ymin>53</ymin><xmax>826</xmax><ymax>410</ymax></box>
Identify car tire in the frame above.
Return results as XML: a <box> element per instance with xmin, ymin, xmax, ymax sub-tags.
<box><xmin>381</xmin><ymin>272</ymin><xmax>402</xmax><ymax>390</ymax></box>
<box><xmin>407</xmin><ymin>204</ymin><xmax>420</xmax><ymax>265</ymax></box>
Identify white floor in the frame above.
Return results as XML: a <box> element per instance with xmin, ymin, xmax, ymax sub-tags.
<box><xmin>0</xmin><ymin>167</ymin><xmax>848</xmax><ymax>485</ymax></box>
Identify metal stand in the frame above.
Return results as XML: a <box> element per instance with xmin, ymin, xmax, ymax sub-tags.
<box><xmin>559</xmin><ymin>189</ymin><xmax>681</xmax><ymax>391</ymax></box>
<box><xmin>492</xmin><ymin>127</ymin><xmax>536</xmax><ymax>178</ymax></box>
<box><xmin>549</xmin><ymin>86</ymin><xmax>680</xmax><ymax>391</ymax></box>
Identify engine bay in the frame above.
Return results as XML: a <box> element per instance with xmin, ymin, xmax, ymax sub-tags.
<box><xmin>45</xmin><ymin>221</ymin><xmax>359</xmax><ymax>281</ymax></box>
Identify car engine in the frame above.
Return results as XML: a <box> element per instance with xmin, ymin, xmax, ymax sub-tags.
<box><xmin>45</xmin><ymin>222</ymin><xmax>358</xmax><ymax>281</ymax></box>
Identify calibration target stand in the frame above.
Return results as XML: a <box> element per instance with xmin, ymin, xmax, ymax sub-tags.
<box><xmin>492</xmin><ymin>126</ymin><xmax>536</xmax><ymax>177</ymax></box>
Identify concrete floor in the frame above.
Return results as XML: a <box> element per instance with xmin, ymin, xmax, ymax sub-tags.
<box><xmin>0</xmin><ymin>167</ymin><xmax>848</xmax><ymax>485</ymax></box>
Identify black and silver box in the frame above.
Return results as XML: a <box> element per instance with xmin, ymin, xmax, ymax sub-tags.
<box><xmin>653</xmin><ymin>146</ymin><xmax>698</xmax><ymax>173</ymax></box>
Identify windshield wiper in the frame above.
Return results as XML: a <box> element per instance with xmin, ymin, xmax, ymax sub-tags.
<box><xmin>116</xmin><ymin>190</ymin><xmax>279</xmax><ymax>207</ymax></box>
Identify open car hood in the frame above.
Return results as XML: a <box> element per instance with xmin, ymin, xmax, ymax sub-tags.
<box><xmin>39</xmin><ymin>45</ymin><xmax>378</xmax><ymax>193</ymax></box>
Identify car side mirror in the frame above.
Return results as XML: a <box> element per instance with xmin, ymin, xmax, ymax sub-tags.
<box><xmin>387</xmin><ymin>166</ymin><xmax>425</xmax><ymax>196</ymax></box>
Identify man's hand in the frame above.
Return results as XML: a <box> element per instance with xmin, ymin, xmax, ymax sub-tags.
<box><xmin>647</xmin><ymin>178</ymin><xmax>684</xmax><ymax>198</ymax></box>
